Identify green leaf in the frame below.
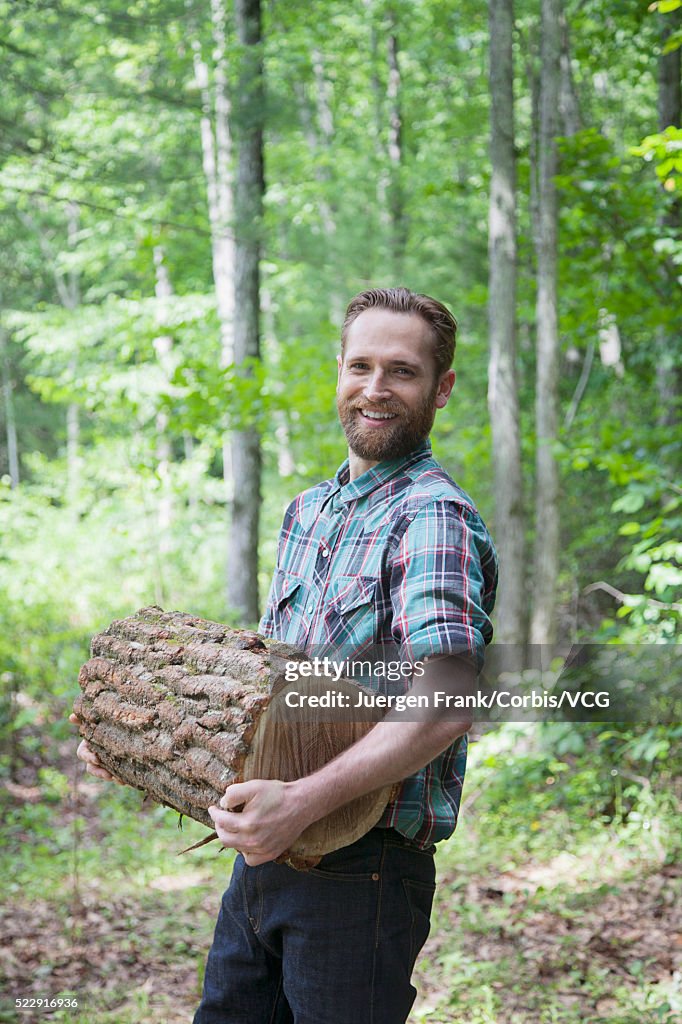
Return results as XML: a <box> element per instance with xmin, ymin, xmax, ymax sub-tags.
<box><xmin>662</xmin><ymin>29</ymin><xmax>682</xmax><ymax>54</ymax></box>
<box><xmin>613</xmin><ymin>491</ymin><xmax>646</xmax><ymax>514</ymax></box>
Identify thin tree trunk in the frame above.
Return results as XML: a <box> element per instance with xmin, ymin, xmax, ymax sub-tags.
<box><xmin>227</xmin><ymin>0</ymin><xmax>264</xmax><ymax>624</ymax></box>
<box><xmin>0</xmin><ymin>325</ymin><xmax>19</xmax><ymax>488</ymax></box>
<box><xmin>558</xmin><ymin>10</ymin><xmax>581</xmax><ymax>137</ymax></box>
<box><xmin>526</xmin><ymin>42</ymin><xmax>541</xmax><ymax>256</ymax></box>
<box><xmin>656</xmin><ymin>10</ymin><xmax>681</xmax><ymax>429</ymax></box>
<box><xmin>386</xmin><ymin>13</ymin><xmax>406</xmax><ymax>279</ymax></box>
<box><xmin>66</xmin><ymin>397</ymin><xmax>79</xmax><ymax>503</ymax></box>
<box><xmin>192</xmin><ymin>0</ymin><xmax>238</xmax><ymax>607</ymax></box>
<box><xmin>364</xmin><ymin>0</ymin><xmax>390</xmax><ymax>232</ymax></box>
<box><xmin>193</xmin><ymin>0</ymin><xmax>235</xmax><ymax>366</ymax></box>
<box><xmin>65</xmin><ymin>203</ymin><xmax>81</xmax><ymax>507</ymax></box>
<box><xmin>530</xmin><ymin>0</ymin><xmax>561</xmax><ymax>649</ymax></box>
<box><xmin>262</xmin><ymin>287</ymin><xmax>295</xmax><ymax>477</ymax></box>
<box><xmin>153</xmin><ymin>246</ymin><xmax>174</xmax><ymax>572</ymax></box>
<box><xmin>292</xmin><ymin>51</ymin><xmax>336</xmax><ymax>241</ymax></box>
<box><xmin>487</xmin><ymin>0</ymin><xmax>525</xmax><ymax>655</ymax></box>
<box><xmin>18</xmin><ymin>201</ymin><xmax>82</xmax><ymax>502</ymax></box>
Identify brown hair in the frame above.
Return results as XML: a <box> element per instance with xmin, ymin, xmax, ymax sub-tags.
<box><xmin>341</xmin><ymin>287</ymin><xmax>457</xmax><ymax>378</ymax></box>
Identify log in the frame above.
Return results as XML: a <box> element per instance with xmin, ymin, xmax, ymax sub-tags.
<box><xmin>73</xmin><ymin>606</ymin><xmax>394</xmax><ymax>865</ymax></box>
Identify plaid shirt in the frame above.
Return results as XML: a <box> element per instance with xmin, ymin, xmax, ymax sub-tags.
<box><xmin>259</xmin><ymin>440</ymin><xmax>498</xmax><ymax>847</ymax></box>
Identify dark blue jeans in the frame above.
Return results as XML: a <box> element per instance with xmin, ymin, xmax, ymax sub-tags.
<box><xmin>193</xmin><ymin>827</ymin><xmax>436</xmax><ymax>1024</ymax></box>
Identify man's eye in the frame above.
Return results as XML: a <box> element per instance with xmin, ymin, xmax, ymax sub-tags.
<box><xmin>395</xmin><ymin>368</ymin><xmax>413</xmax><ymax>376</ymax></box>
<box><xmin>350</xmin><ymin>362</ymin><xmax>369</xmax><ymax>370</ymax></box>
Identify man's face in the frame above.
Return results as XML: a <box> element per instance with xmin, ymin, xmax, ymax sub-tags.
<box><xmin>336</xmin><ymin>308</ymin><xmax>455</xmax><ymax>464</ymax></box>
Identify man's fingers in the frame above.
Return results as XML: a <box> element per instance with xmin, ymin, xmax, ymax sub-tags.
<box><xmin>219</xmin><ymin>781</ymin><xmax>256</xmax><ymax>811</ymax></box>
<box><xmin>85</xmin><ymin>763</ymin><xmax>125</xmax><ymax>785</ymax></box>
<box><xmin>208</xmin><ymin>806</ymin><xmax>254</xmax><ymax>848</ymax></box>
<box><xmin>207</xmin><ymin>807</ymin><xmax>283</xmax><ymax>864</ymax></box>
<box><xmin>77</xmin><ymin>739</ymin><xmax>94</xmax><ymax>764</ymax></box>
<box><xmin>208</xmin><ymin>805</ymin><xmax>243</xmax><ymax>836</ymax></box>
<box><xmin>75</xmin><ymin>739</ymin><xmax>124</xmax><ymax>785</ymax></box>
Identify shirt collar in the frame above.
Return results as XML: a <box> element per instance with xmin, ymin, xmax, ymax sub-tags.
<box><xmin>333</xmin><ymin>440</ymin><xmax>433</xmax><ymax>503</ymax></box>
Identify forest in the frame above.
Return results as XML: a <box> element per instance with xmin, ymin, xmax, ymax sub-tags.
<box><xmin>0</xmin><ymin>0</ymin><xmax>680</xmax><ymax>1022</ymax></box>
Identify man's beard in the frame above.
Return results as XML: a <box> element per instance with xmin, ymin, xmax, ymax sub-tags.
<box><xmin>336</xmin><ymin>387</ymin><xmax>438</xmax><ymax>463</ymax></box>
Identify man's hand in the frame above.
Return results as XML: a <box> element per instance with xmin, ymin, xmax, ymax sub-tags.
<box><xmin>208</xmin><ymin>780</ymin><xmax>311</xmax><ymax>866</ymax></box>
<box><xmin>208</xmin><ymin>655</ymin><xmax>474</xmax><ymax>866</ymax></box>
<box><xmin>69</xmin><ymin>713</ymin><xmax>125</xmax><ymax>784</ymax></box>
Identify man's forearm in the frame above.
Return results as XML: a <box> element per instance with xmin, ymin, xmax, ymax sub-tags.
<box><xmin>289</xmin><ymin>655</ymin><xmax>474</xmax><ymax>830</ymax></box>
<box><xmin>210</xmin><ymin>655</ymin><xmax>475</xmax><ymax>863</ymax></box>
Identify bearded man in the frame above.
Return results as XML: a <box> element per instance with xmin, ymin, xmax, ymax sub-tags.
<box><xmin>195</xmin><ymin>287</ymin><xmax>498</xmax><ymax>1023</ymax></box>
<box><xmin>77</xmin><ymin>287</ymin><xmax>498</xmax><ymax>1024</ymax></box>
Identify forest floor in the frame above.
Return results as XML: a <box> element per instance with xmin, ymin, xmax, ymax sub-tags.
<box><xmin>1</xmin><ymin>734</ymin><xmax>680</xmax><ymax>1024</ymax></box>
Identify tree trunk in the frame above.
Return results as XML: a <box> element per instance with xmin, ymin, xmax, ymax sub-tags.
<box><xmin>192</xmin><ymin>0</ymin><xmax>236</xmax><ymax>565</ymax></box>
<box><xmin>292</xmin><ymin>57</ymin><xmax>336</xmax><ymax>240</ymax></box>
<box><xmin>530</xmin><ymin>0</ymin><xmax>561</xmax><ymax>649</ymax></box>
<box><xmin>0</xmin><ymin>325</ymin><xmax>19</xmax><ymax>488</ymax></box>
<box><xmin>487</xmin><ymin>0</ymin><xmax>525</xmax><ymax>656</ymax></box>
<box><xmin>65</xmin><ymin>203</ymin><xmax>81</xmax><ymax>507</ymax></box>
<box><xmin>290</xmin><ymin>48</ymin><xmax>341</xmax><ymax>320</ymax></box>
<box><xmin>386</xmin><ymin>14</ymin><xmax>407</xmax><ymax>278</ymax></box>
<box><xmin>364</xmin><ymin>0</ymin><xmax>390</xmax><ymax>235</ymax></box>
<box><xmin>558</xmin><ymin>10</ymin><xmax>581</xmax><ymax>137</ymax></box>
<box><xmin>153</xmin><ymin>245</ymin><xmax>174</xmax><ymax>572</ymax></box>
<box><xmin>227</xmin><ymin>0</ymin><xmax>265</xmax><ymax>624</ymax></box>
<box><xmin>262</xmin><ymin>287</ymin><xmax>295</xmax><ymax>477</ymax></box>
<box><xmin>17</xmin><ymin>201</ymin><xmax>82</xmax><ymax>502</ymax></box>
<box><xmin>193</xmin><ymin>0</ymin><xmax>235</xmax><ymax>366</ymax></box>
<box><xmin>656</xmin><ymin>10</ymin><xmax>681</xmax><ymax>429</ymax></box>
<box><xmin>73</xmin><ymin>607</ymin><xmax>392</xmax><ymax>863</ymax></box>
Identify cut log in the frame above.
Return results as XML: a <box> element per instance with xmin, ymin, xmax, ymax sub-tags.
<box><xmin>73</xmin><ymin>606</ymin><xmax>394</xmax><ymax>864</ymax></box>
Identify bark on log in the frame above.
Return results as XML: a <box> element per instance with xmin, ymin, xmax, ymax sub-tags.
<box><xmin>73</xmin><ymin>606</ymin><xmax>394</xmax><ymax>863</ymax></box>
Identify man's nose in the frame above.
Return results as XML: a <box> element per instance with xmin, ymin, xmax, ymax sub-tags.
<box><xmin>363</xmin><ymin>370</ymin><xmax>391</xmax><ymax>402</ymax></box>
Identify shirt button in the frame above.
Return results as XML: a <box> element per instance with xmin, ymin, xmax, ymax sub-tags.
<box><xmin>307</xmin><ymin>604</ymin><xmax>314</xmax><ymax>614</ymax></box>
<box><xmin>321</xmin><ymin>548</ymin><xmax>330</xmax><ymax>558</ymax></box>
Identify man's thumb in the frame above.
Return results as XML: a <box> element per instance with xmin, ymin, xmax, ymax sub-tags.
<box><xmin>219</xmin><ymin>781</ymin><xmax>256</xmax><ymax>811</ymax></box>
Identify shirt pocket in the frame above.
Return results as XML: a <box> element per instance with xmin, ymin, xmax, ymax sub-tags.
<box><xmin>265</xmin><ymin>568</ymin><xmax>314</xmax><ymax>645</ymax></box>
<box><xmin>321</xmin><ymin>575</ymin><xmax>379</xmax><ymax>652</ymax></box>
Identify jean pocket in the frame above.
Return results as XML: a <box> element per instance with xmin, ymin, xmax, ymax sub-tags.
<box><xmin>383</xmin><ymin>830</ymin><xmax>436</xmax><ymax>860</ymax></box>
<box><xmin>307</xmin><ymin>832</ymin><xmax>383</xmax><ymax>882</ymax></box>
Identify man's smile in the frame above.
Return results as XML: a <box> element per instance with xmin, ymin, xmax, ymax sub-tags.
<box><xmin>358</xmin><ymin>408</ymin><xmax>399</xmax><ymax>423</ymax></box>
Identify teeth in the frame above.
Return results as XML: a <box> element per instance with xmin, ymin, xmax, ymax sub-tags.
<box><xmin>361</xmin><ymin>411</ymin><xmax>397</xmax><ymax>420</ymax></box>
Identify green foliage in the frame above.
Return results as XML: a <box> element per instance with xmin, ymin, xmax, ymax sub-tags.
<box><xmin>633</xmin><ymin>126</ymin><xmax>682</xmax><ymax>194</ymax></box>
<box><xmin>650</xmin><ymin>1</ymin><xmax>682</xmax><ymax>16</ymax></box>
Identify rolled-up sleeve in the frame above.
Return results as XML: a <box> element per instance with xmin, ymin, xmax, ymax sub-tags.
<box><xmin>389</xmin><ymin>500</ymin><xmax>497</xmax><ymax>668</ymax></box>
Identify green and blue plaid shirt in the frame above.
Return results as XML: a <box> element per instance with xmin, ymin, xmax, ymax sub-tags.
<box><xmin>259</xmin><ymin>440</ymin><xmax>498</xmax><ymax>847</ymax></box>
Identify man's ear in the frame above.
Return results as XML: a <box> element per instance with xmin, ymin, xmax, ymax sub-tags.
<box><xmin>336</xmin><ymin>354</ymin><xmax>343</xmax><ymax>389</ymax></box>
<box><xmin>435</xmin><ymin>369</ymin><xmax>456</xmax><ymax>409</ymax></box>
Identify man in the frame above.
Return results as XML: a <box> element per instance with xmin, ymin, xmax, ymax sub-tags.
<box><xmin>76</xmin><ymin>287</ymin><xmax>497</xmax><ymax>1023</ymax></box>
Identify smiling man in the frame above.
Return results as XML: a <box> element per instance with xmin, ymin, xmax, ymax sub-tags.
<box><xmin>76</xmin><ymin>287</ymin><xmax>497</xmax><ymax>1023</ymax></box>
<box><xmin>192</xmin><ymin>287</ymin><xmax>498</xmax><ymax>1024</ymax></box>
